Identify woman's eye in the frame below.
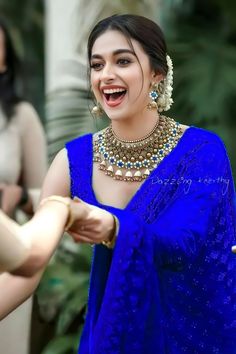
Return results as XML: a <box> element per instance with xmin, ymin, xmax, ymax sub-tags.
<box><xmin>90</xmin><ymin>63</ymin><xmax>103</xmax><ymax>71</ymax></box>
<box><xmin>117</xmin><ymin>58</ymin><xmax>131</xmax><ymax>66</ymax></box>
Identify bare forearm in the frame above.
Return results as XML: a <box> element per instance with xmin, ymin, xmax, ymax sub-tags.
<box><xmin>0</xmin><ymin>202</ymin><xmax>69</xmax><ymax>319</ymax></box>
<box><xmin>0</xmin><ymin>201</ymin><xmax>68</xmax><ymax>275</ymax></box>
<box><xmin>0</xmin><ymin>211</ymin><xmax>30</xmax><ymax>273</ymax></box>
<box><xmin>0</xmin><ymin>270</ymin><xmax>42</xmax><ymax>320</ymax></box>
<box><xmin>14</xmin><ymin>201</ymin><xmax>69</xmax><ymax>276</ymax></box>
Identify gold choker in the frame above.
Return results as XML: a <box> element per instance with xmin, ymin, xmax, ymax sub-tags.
<box><xmin>93</xmin><ymin>116</ymin><xmax>183</xmax><ymax>182</ymax></box>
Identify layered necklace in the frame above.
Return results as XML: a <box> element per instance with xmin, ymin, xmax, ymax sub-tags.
<box><xmin>93</xmin><ymin>115</ymin><xmax>183</xmax><ymax>182</ymax></box>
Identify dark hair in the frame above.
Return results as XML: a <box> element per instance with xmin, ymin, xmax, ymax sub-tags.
<box><xmin>0</xmin><ymin>19</ymin><xmax>21</xmax><ymax>120</ymax></box>
<box><xmin>87</xmin><ymin>14</ymin><xmax>168</xmax><ymax>76</ymax></box>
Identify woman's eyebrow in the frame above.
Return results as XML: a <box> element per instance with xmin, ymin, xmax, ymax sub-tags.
<box><xmin>91</xmin><ymin>49</ymin><xmax>135</xmax><ymax>60</ymax></box>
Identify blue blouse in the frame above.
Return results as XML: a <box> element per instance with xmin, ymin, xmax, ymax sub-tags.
<box><xmin>66</xmin><ymin>126</ymin><xmax>236</xmax><ymax>354</ymax></box>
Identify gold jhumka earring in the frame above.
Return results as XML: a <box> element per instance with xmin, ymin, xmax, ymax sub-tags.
<box><xmin>91</xmin><ymin>102</ymin><xmax>104</xmax><ymax>117</ymax></box>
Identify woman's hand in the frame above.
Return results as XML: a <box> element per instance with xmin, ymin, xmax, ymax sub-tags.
<box><xmin>68</xmin><ymin>198</ymin><xmax>115</xmax><ymax>245</ymax></box>
<box><xmin>0</xmin><ymin>184</ymin><xmax>23</xmax><ymax>217</ymax></box>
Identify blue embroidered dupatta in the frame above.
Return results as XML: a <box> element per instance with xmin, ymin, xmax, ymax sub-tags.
<box><xmin>66</xmin><ymin>127</ymin><xmax>236</xmax><ymax>354</ymax></box>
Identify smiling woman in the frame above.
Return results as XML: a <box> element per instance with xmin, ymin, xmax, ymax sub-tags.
<box><xmin>0</xmin><ymin>14</ymin><xmax>236</xmax><ymax>354</ymax></box>
<box><xmin>65</xmin><ymin>15</ymin><xmax>236</xmax><ymax>353</ymax></box>
<box><xmin>89</xmin><ymin>29</ymin><xmax>165</xmax><ymax>129</ymax></box>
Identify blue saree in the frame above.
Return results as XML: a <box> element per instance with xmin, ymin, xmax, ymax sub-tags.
<box><xmin>66</xmin><ymin>126</ymin><xmax>236</xmax><ymax>354</ymax></box>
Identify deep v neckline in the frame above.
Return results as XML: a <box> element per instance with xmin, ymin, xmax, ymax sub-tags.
<box><xmin>89</xmin><ymin>126</ymin><xmax>195</xmax><ymax>211</ymax></box>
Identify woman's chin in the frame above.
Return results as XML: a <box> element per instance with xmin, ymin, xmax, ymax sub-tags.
<box><xmin>104</xmin><ymin>108</ymin><xmax>129</xmax><ymax>122</ymax></box>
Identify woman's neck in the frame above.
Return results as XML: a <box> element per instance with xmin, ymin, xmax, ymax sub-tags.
<box><xmin>110</xmin><ymin>111</ymin><xmax>160</xmax><ymax>141</ymax></box>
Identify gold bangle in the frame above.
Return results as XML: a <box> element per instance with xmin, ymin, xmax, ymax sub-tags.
<box><xmin>102</xmin><ymin>215</ymin><xmax>119</xmax><ymax>249</ymax></box>
<box><xmin>39</xmin><ymin>196</ymin><xmax>74</xmax><ymax>231</ymax></box>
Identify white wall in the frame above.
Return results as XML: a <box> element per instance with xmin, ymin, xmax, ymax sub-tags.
<box><xmin>45</xmin><ymin>0</ymin><xmax>87</xmax><ymax>93</ymax></box>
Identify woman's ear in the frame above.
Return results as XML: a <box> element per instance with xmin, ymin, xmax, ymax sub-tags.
<box><xmin>152</xmin><ymin>72</ymin><xmax>164</xmax><ymax>83</ymax></box>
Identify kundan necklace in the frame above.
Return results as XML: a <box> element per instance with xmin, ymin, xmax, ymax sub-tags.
<box><xmin>93</xmin><ymin>115</ymin><xmax>183</xmax><ymax>182</ymax></box>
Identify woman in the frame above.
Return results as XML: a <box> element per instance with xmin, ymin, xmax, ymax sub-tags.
<box><xmin>1</xmin><ymin>14</ymin><xmax>236</xmax><ymax>353</ymax></box>
<box><xmin>40</xmin><ymin>14</ymin><xmax>236</xmax><ymax>353</ymax></box>
<box><xmin>0</xmin><ymin>19</ymin><xmax>47</xmax><ymax>354</ymax></box>
<box><xmin>0</xmin><ymin>19</ymin><xmax>47</xmax><ymax>216</ymax></box>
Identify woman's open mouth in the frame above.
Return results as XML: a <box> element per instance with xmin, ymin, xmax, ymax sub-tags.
<box><xmin>102</xmin><ymin>88</ymin><xmax>127</xmax><ymax>107</ymax></box>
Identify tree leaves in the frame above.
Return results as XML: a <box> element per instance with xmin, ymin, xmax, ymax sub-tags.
<box><xmin>41</xmin><ymin>334</ymin><xmax>80</xmax><ymax>354</ymax></box>
<box><xmin>170</xmin><ymin>32</ymin><xmax>236</xmax><ymax>125</ymax></box>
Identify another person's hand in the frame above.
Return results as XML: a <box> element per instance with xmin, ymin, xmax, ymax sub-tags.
<box><xmin>68</xmin><ymin>198</ymin><xmax>115</xmax><ymax>246</ymax></box>
<box><xmin>0</xmin><ymin>184</ymin><xmax>24</xmax><ymax>217</ymax></box>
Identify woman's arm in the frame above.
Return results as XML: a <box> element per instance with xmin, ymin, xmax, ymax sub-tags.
<box><xmin>0</xmin><ymin>196</ymin><xmax>86</xmax><ymax>320</ymax></box>
<box><xmin>0</xmin><ymin>196</ymin><xmax>84</xmax><ymax>277</ymax></box>
<box><xmin>12</xmin><ymin>198</ymin><xmax>71</xmax><ymax>276</ymax></box>
<box><xmin>39</xmin><ymin>148</ymin><xmax>71</xmax><ymax>199</ymax></box>
<box><xmin>0</xmin><ymin>147</ymin><xmax>78</xmax><ymax>319</ymax></box>
<box><xmin>0</xmin><ymin>270</ymin><xmax>43</xmax><ymax>320</ymax></box>
<box><xmin>19</xmin><ymin>102</ymin><xmax>47</xmax><ymax>189</ymax></box>
<box><xmin>0</xmin><ymin>210</ymin><xmax>31</xmax><ymax>273</ymax></box>
<box><xmin>19</xmin><ymin>102</ymin><xmax>47</xmax><ymax>214</ymax></box>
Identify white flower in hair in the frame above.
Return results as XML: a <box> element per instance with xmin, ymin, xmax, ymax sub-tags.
<box><xmin>157</xmin><ymin>54</ymin><xmax>174</xmax><ymax>112</ymax></box>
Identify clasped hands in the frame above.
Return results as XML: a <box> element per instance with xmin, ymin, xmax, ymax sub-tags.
<box><xmin>65</xmin><ymin>197</ymin><xmax>116</xmax><ymax>246</ymax></box>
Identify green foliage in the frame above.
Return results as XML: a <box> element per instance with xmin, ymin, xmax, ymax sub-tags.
<box><xmin>170</xmin><ymin>32</ymin><xmax>236</xmax><ymax>125</ymax></box>
<box><xmin>163</xmin><ymin>0</ymin><xmax>236</xmax><ymax>177</ymax></box>
<box><xmin>41</xmin><ymin>334</ymin><xmax>80</xmax><ymax>354</ymax></box>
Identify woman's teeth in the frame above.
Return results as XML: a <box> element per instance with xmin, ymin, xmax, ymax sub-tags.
<box><xmin>103</xmin><ymin>88</ymin><xmax>126</xmax><ymax>102</ymax></box>
<box><xmin>103</xmin><ymin>88</ymin><xmax>126</xmax><ymax>94</ymax></box>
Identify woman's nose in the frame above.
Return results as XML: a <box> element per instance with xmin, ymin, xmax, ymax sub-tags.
<box><xmin>100</xmin><ymin>64</ymin><xmax>116</xmax><ymax>81</ymax></box>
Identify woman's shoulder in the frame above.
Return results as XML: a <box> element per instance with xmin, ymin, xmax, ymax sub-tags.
<box><xmin>14</xmin><ymin>101</ymin><xmax>38</xmax><ymax>117</ymax></box>
<box><xmin>182</xmin><ymin>124</ymin><xmax>228</xmax><ymax>160</ymax></box>
<box><xmin>12</xmin><ymin>101</ymin><xmax>45</xmax><ymax>141</ymax></box>
<box><xmin>13</xmin><ymin>101</ymin><xmax>41</xmax><ymax>127</ymax></box>
<box><xmin>190</xmin><ymin>125</ymin><xmax>226</xmax><ymax>146</ymax></box>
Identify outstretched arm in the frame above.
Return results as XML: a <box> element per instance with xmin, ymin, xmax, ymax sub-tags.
<box><xmin>0</xmin><ymin>194</ymin><xmax>91</xmax><ymax>277</ymax></box>
<box><xmin>0</xmin><ymin>197</ymin><xmax>73</xmax><ymax>320</ymax></box>
<box><xmin>0</xmin><ymin>195</ymin><xmax>90</xmax><ymax>319</ymax></box>
<box><xmin>0</xmin><ymin>210</ymin><xmax>31</xmax><ymax>273</ymax></box>
<box><xmin>11</xmin><ymin>197</ymin><xmax>73</xmax><ymax>276</ymax></box>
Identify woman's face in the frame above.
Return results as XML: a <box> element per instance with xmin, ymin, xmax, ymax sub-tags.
<box><xmin>0</xmin><ymin>28</ymin><xmax>6</xmax><ymax>72</ymax></box>
<box><xmin>90</xmin><ymin>30</ymin><xmax>159</xmax><ymax>121</ymax></box>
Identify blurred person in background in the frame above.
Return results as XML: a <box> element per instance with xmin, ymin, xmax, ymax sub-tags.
<box><xmin>0</xmin><ymin>19</ymin><xmax>47</xmax><ymax>354</ymax></box>
<box><xmin>0</xmin><ymin>19</ymin><xmax>47</xmax><ymax>216</ymax></box>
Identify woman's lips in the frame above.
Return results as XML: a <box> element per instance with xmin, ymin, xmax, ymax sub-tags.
<box><xmin>103</xmin><ymin>90</ymin><xmax>127</xmax><ymax>107</ymax></box>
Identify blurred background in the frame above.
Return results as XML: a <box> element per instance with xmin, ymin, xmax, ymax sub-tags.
<box><xmin>0</xmin><ymin>0</ymin><xmax>235</xmax><ymax>353</ymax></box>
